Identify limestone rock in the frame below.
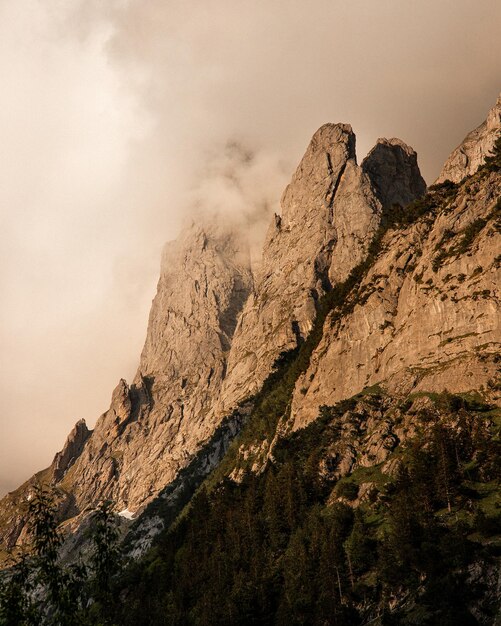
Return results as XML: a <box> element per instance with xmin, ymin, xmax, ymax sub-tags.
<box><xmin>51</xmin><ymin>419</ymin><xmax>90</xmax><ymax>483</ymax></box>
<box><xmin>291</xmin><ymin>170</ymin><xmax>501</xmax><ymax>429</ymax></box>
<box><xmin>0</xmin><ymin>118</ymin><xmax>464</xmax><ymax>563</ymax></box>
<box><xmin>212</xmin><ymin>125</ymin><xmax>425</xmax><ymax>418</ymax></box>
<box><xmin>66</xmin><ymin>220</ymin><xmax>253</xmax><ymax>513</ymax></box>
<box><xmin>362</xmin><ymin>138</ymin><xmax>427</xmax><ymax>207</ymax></box>
<box><xmin>436</xmin><ymin>93</ymin><xmax>501</xmax><ymax>183</ymax></box>
<box><xmin>44</xmin><ymin>123</ymin><xmax>423</xmax><ymax>521</ymax></box>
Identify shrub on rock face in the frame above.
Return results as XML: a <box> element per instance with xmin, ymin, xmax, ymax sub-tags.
<box><xmin>482</xmin><ymin>134</ymin><xmax>501</xmax><ymax>173</ymax></box>
<box><xmin>336</xmin><ymin>481</ymin><xmax>359</xmax><ymax>501</ymax></box>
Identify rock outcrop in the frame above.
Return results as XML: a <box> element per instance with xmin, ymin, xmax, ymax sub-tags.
<box><xmin>291</xmin><ymin>170</ymin><xmax>501</xmax><ymax>429</ymax></box>
<box><xmin>63</xmin><ymin>221</ymin><xmax>253</xmax><ymax>514</ymax></box>
<box><xmin>0</xmin><ymin>122</ymin><xmax>427</xmax><ymax>560</ymax></box>
<box><xmin>211</xmin><ymin>125</ymin><xmax>425</xmax><ymax>418</ymax></box>
<box><xmin>3</xmin><ymin>94</ymin><xmax>500</xmax><ymax>566</ymax></box>
<box><xmin>51</xmin><ymin>419</ymin><xmax>90</xmax><ymax>483</ymax></box>
<box><xmin>362</xmin><ymin>138</ymin><xmax>426</xmax><ymax>208</ymax></box>
<box><xmin>0</xmin><ymin>219</ymin><xmax>254</xmax><ymax>558</ymax></box>
<box><xmin>436</xmin><ymin>93</ymin><xmax>501</xmax><ymax>183</ymax></box>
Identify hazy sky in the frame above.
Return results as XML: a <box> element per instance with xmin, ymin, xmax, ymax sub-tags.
<box><xmin>1</xmin><ymin>0</ymin><xmax>500</xmax><ymax>497</ymax></box>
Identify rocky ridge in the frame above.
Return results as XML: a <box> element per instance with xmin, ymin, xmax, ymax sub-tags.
<box><xmin>210</xmin><ymin>125</ymin><xmax>425</xmax><ymax>419</ymax></box>
<box><xmin>437</xmin><ymin>93</ymin><xmax>501</xmax><ymax>183</ymax></box>
<box><xmin>0</xmin><ymin>221</ymin><xmax>253</xmax><ymax>555</ymax></box>
<box><xmin>65</xmin><ymin>221</ymin><xmax>254</xmax><ymax>514</ymax></box>
<box><xmin>60</xmin><ymin>122</ymin><xmax>424</xmax><ymax>521</ymax></box>
<box><xmin>291</xmin><ymin>170</ymin><xmax>501</xmax><ymax>429</ymax></box>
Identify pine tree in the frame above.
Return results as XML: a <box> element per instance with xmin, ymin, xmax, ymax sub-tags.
<box><xmin>0</xmin><ymin>554</ymin><xmax>37</xmax><ymax>626</ymax></box>
<box><xmin>27</xmin><ymin>485</ymin><xmax>87</xmax><ymax>625</ymax></box>
<box><xmin>88</xmin><ymin>501</ymin><xmax>121</xmax><ymax>625</ymax></box>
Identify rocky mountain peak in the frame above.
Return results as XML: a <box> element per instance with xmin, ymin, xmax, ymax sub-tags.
<box><xmin>436</xmin><ymin>92</ymin><xmax>501</xmax><ymax>183</ymax></box>
<box><xmin>212</xmin><ymin>123</ymin><xmax>425</xmax><ymax>417</ymax></box>
<box><xmin>136</xmin><ymin>218</ymin><xmax>253</xmax><ymax>386</ymax></box>
<box><xmin>17</xmin><ymin>218</ymin><xmax>255</xmax><ymax>521</ymax></box>
<box><xmin>0</xmin><ymin>118</ymin><xmax>430</xmax><ymax>560</ymax></box>
<box><xmin>110</xmin><ymin>379</ymin><xmax>131</xmax><ymax>419</ymax></box>
<box><xmin>292</xmin><ymin>148</ymin><xmax>501</xmax><ymax>429</ymax></box>
<box><xmin>362</xmin><ymin>137</ymin><xmax>427</xmax><ymax>208</ymax></box>
<box><xmin>280</xmin><ymin>122</ymin><xmax>356</xmax><ymax>225</ymax></box>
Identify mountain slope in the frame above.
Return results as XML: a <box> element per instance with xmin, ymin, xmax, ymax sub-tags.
<box><xmin>105</xmin><ymin>112</ymin><xmax>500</xmax><ymax>625</ymax></box>
<box><xmin>0</xmin><ymin>94</ymin><xmax>499</xmax><ymax>617</ymax></box>
<box><xmin>211</xmin><ymin>125</ymin><xmax>425</xmax><ymax>419</ymax></box>
<box><xmin>65</xmin><ymin>221</ymin><xmax>253</xmax><ymax>514</ymax></box>
<box><xmin>0</xmin><ymin>221</ymin><xmax>253</xmax><ymax>555</ymax></box>
<box><xmin>113</xmin><ymin>390</ymin><xmax>500</xmax><ymax>626</ymax></box>
<box><xmin>0</xmin><ymin>121</ymin><xmax>426</xmax><ymax>561</ymax></box>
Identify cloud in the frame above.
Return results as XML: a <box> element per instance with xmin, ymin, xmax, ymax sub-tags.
<box><xmin>1</xmin><ymin>0</ymin><xmax>500</xmax><ymax>495</ymax></box>
<box><xmin>186</xmin><ymin>141</ymin><xmax>290</xmax><ymax>263</ymax></box>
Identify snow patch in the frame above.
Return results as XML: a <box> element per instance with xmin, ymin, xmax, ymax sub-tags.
<box><xmin>118</xmin><ymin>508</ymin><xmax>135</xmax><ymax>520</ymax></box>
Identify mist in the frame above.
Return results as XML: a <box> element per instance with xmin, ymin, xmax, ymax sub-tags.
<box><xmin>1</xmin><ymin>0</ymin><xmax>500</xmax><ymax>496</ymax></box>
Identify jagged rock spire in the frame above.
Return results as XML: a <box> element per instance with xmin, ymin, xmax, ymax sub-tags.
<box><xmin>436</xmin><ymin>93</ymin><xmax>501</xmax><ymax>183</ymax></box>
<box><xmin>49</xmin><ymin>219</ymin><xmax>253</xmax><ymax>513</ymax></box>
<box><xmin>362</xmin><ymin>138</ymin><xmax>426</xmax><ymax>208</ymax></box>
<box><xmin>212</xmin><ymin>124</ymin><xmax>425</xmax><ymax>418</ymax></box>
<box><xmin>0</xmin><ymin>120</ymin><xmax>428</xmax><ymax>558</ymax></box>
<box><xmin>51</xmin><ymin>418</ymin><xmax>90</xmax><ymax>483</ymax></box>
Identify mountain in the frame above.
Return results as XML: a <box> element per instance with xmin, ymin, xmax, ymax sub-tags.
<box><xmin>0</xmin><ymin>221</ymin><xmax>253</xmax><ymax>554</ymax></box>
<box><xmin>0</xmin><ymin>122</ymin><xmax>426</xmax><ymax>558</ymax></box>
<box><xmin>0</xmin><ymin>93</ymin><xmax>500</xmax><ymax>625</ymax></box>
<box><xmin>211</xmin><ymin>126</ymin><xmax>426</xmax><ymax>419</ymax></box>
<box><xmin>292</xmin><ymin>149</ymin><xmax>501</xmax><ymax>429</ymax></box>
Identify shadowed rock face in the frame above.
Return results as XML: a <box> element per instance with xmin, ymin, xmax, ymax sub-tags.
<box><xmin>51</xmin><ymin>419</ymin><xmax>90</xmax><ymax>483</ymax></box>
<box><xmin>362</xmin><ymin>138</ymin><xmax>427</xmax><ymax>208</ymax></box>
<box><xmin>436</xmin><ymin>93</ymin><xmax>501</xmax><ymax>184</ymax></box>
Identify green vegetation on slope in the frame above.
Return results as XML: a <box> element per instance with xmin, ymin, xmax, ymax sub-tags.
<box><xmin>111</xmin><ymin>392</ymin><xmax>500</xmax><ymax>626</ymax></box>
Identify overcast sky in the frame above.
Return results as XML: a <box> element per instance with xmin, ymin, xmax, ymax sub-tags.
<box><xmin>1</xmin><ymin>0</ymin><xmax>500</xmax><ymax>497</ymax></box>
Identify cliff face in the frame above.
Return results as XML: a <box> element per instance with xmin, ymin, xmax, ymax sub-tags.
<box><xmin>52</xmin><ymin>420</ymin><xmax>90</xmax><ymax>483</ymax></box>
<box><xmin>65</xmin><ymin>222</ymin><xmax>254</xmax><ymax>513</ymax></box>
<box><xmin>211</xmin><ymin>125</ymin><xmax>425</xmax><ymax>419</ymax></box>
<box><xmin>436</xmin><ymin>94</ymin><xmax>501</xmax><ymax>183</ymax></box>
<box><xmin>69</xmin><ymin>124</ymin><xmax>422</xmax><ymax>516</ymax></box>
<box><xmin>291</xmin><ymin>170</ymin><xmax>501</xmax><ymax>429</ymax></box>
<box><xmin>0</xmin><ymin>221</ymin><xmax>254</xmax><ymax>554</ymax></box>
<box><xmin>289</xmin><ymin>95</ymin><xmax>500</xmax><ymax>431</ymax></box>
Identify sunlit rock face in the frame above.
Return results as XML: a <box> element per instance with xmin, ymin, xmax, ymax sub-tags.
<box><xmin>212</xmin><ymin>124</ymin><xmax>426</xmax><ymax>419</ymax></box>
<box><xmin>8</xmin><ymin>106</ymin><xmax>489</xmax><ymax>560</ymax></box>
<box><xmin>436</xmin><ymin>93</ymin><xmax>501</xmax><ymax>184</ymax></box>
<box><xmin>52</xmin><ymin>220</ymin><xmax>254</xmax><ymax>514</ymax></box>
<box><xmin>291</xmin><ymin>170</ymin><xmax>501</xmax><ymax>429</ymax></box>
<box><xmin>291</xmin><ymin>96</ymin><xmax>500</xmax><ymax>431</ymax></box>
<box><xmin>46</xmin><ymin>122</ymin><xmax>424</xmax><ymax>522</ymax></box>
